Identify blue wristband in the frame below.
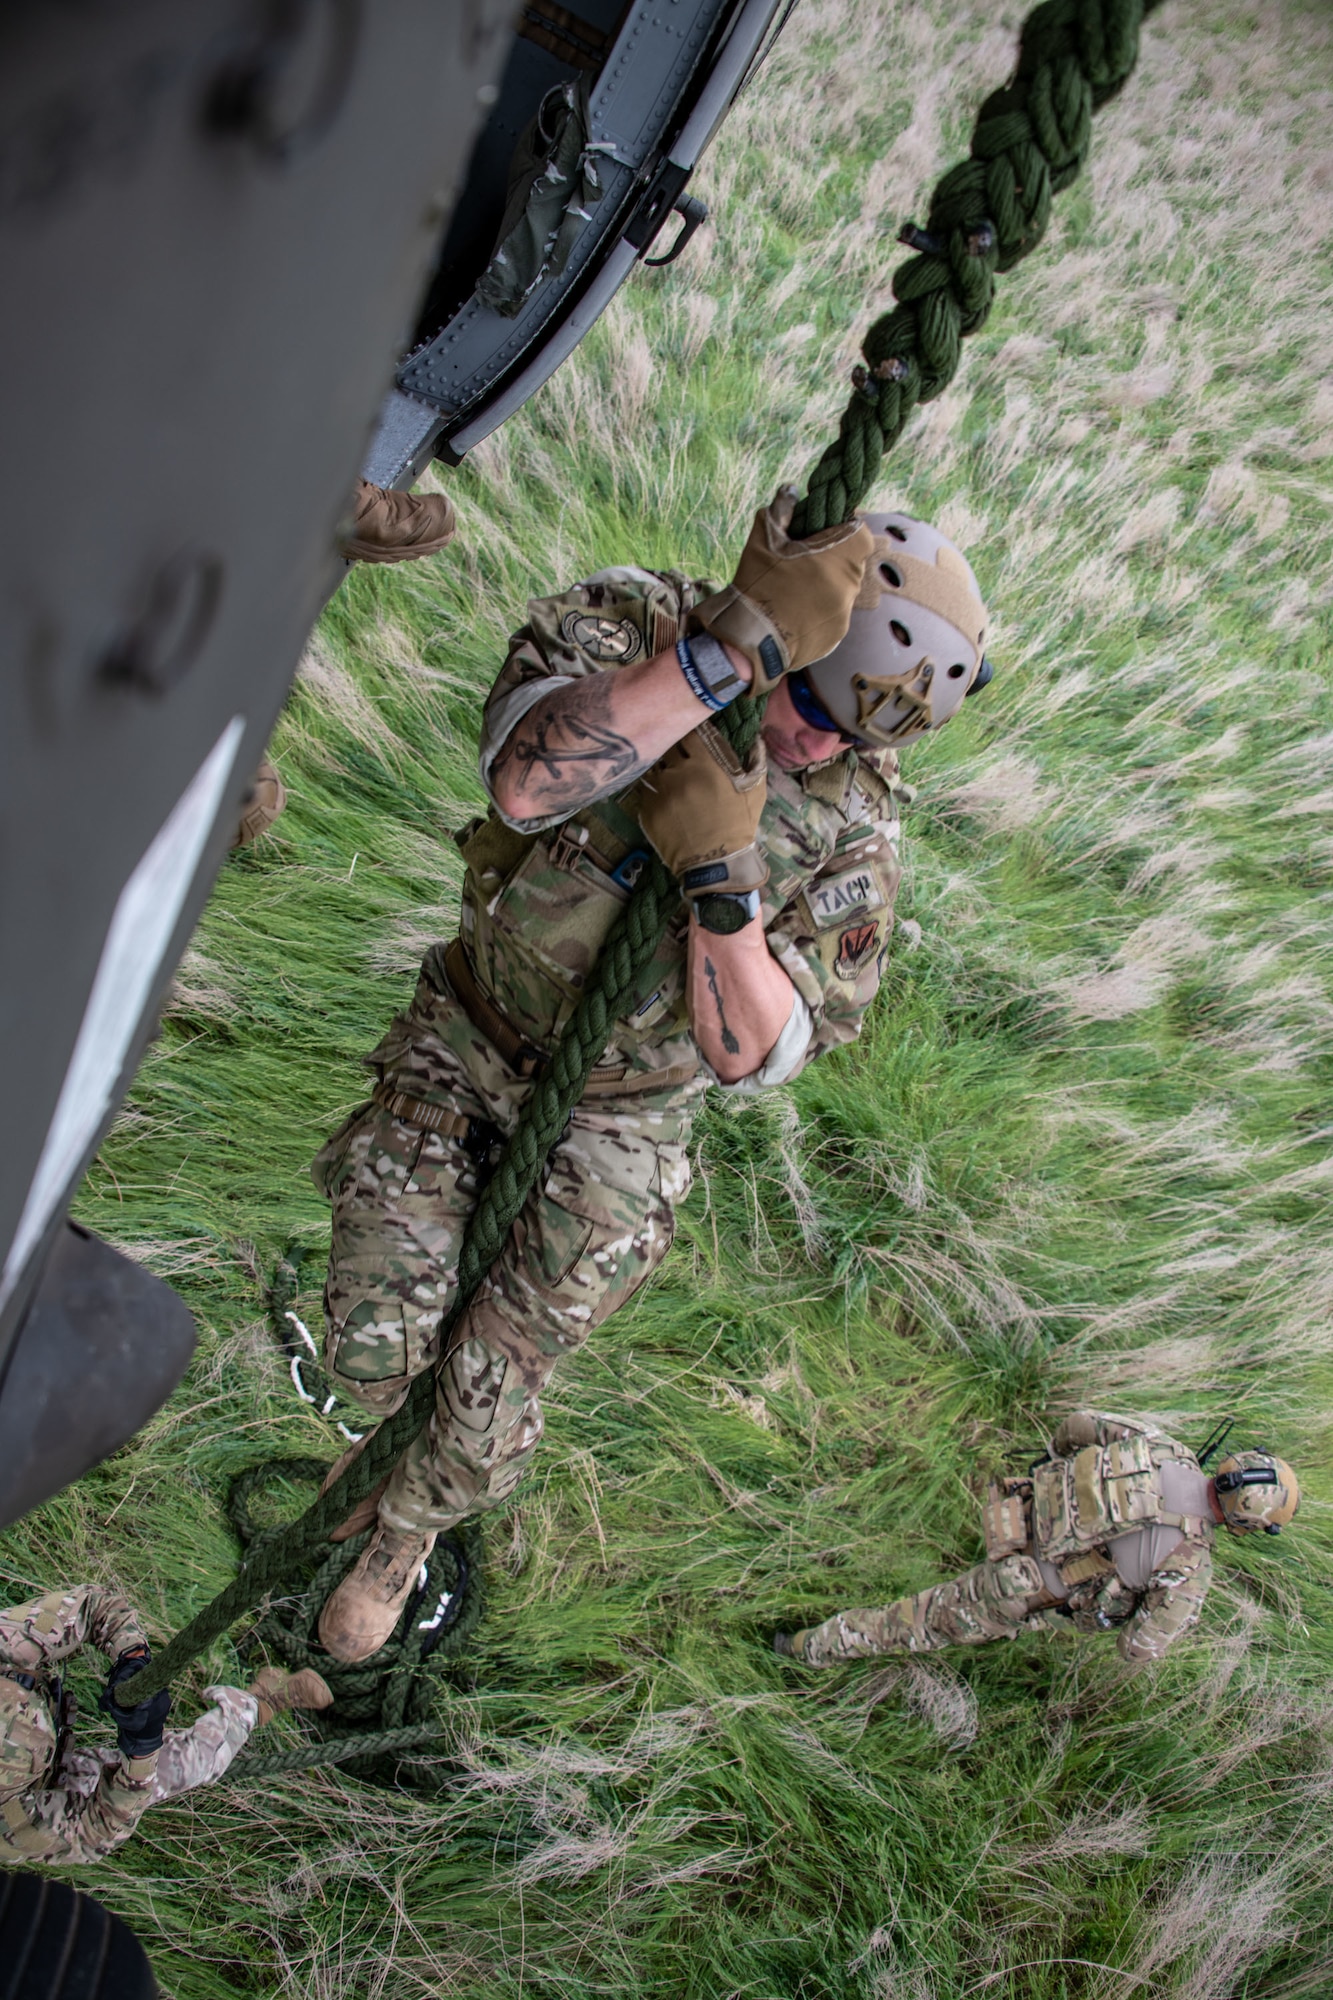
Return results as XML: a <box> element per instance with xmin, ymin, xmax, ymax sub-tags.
<box><xmin>675</xmin><ymin>635</ymin><xmax>743</xmax><ymax>711</ymax></box>
<box><xmin>675</xmin><ymin>637</ymin><xmax>724</xmax><ymax>711</ymax></box>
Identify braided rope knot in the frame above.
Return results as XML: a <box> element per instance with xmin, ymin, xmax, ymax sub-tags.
<box><xmin>794</xmin><ymin>0</ymin><xmax>1155</xmax><ymax>535</ymax></box>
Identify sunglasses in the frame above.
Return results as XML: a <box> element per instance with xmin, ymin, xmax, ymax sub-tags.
<box><xmin>786</xmin><ymin>669</ymin><xmax>867</xmax><ymax>749</ymax></box>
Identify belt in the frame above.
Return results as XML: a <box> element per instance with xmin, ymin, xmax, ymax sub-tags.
<box><xmin>2</xmin><ymin>1670</ymin><xmax>36</xmax><ymax>1693</ymax></box>
<box><xmin>442</xmin><ymin>938</ymin><xmax>698</xmax><ymax>1100</ymax></box>
<box><xmin>372</xmin><ymin>1081</ymin><xmax>502</xmax><ymax>1165</ymax></box>
<box><xmin>444</xmin><ymin>937</ymin><xmax>546</xmax><ymax>1079</ymax></box>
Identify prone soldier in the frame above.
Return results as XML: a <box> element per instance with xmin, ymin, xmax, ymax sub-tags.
<box><xmin>774</xmin><ymin>1414</ymin><xmax>1300</xmax><ymax>1667</ymax></box>
<box><xmin>0</xmin><ymin>1585</ymin><xmax>331</xmax><ymax>1865</ymax></box>
<box><xmin>310</xmin><ymin>492</ymin><xmax>996</xmax><ymax>1662</ymax></box>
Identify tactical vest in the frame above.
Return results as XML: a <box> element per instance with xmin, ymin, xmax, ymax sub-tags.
<box><xmin>455</xmin><ymin>753</ymin><xmax>900</xmax><ymax>1059</ymax></box>
<box><xmin>0</xmin><ymin>1669</ymin><xmax>62</xmax><ymax>1859</ymax></box>
<box><xmin>455</xmin><ymin>792</ymin><xmax>681</xmax><ymax>1055</ymax></box>
<box><xmin>1032</xmin><ymin>1426</ymin><xmax>1210</xmax><ymax>1565</ymax></box>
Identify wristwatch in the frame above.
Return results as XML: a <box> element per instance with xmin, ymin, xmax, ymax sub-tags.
<box><xmin>692</xmin><ymin>888</ymin><xmax>762</xmax><ymax>934</ymax></box>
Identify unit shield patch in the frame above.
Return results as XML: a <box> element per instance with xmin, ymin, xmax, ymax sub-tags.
<box><xmin>834</xmin><ymin>920</ymin><xmax>880</xmax><ymax>980</ymax></box>
<box><xmin>560</xmin><ymin>610</ymin><xmax>645</xmax><ymax>663</ymax></box>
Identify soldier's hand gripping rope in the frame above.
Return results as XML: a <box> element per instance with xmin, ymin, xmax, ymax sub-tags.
<box><xmin>98</xmin><ymin>1647</ymin><xmax>171</xmax><ymax>1760</ymax></box>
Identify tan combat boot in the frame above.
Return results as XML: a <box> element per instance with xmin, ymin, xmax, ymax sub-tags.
<box><xmin>317</xmin><ymin>1525</ymin><xmax>437</xmax><ymax>1664</ymax></box>
<box><xmin>320</xmin><ymin>1435</ymin><xmax>391</xmax><ymax>1544</ymax></box>
<box><xmin>341</xmin><ymin>479</ymin><xmax>457</xmax><ymax>563</ymax></box>
<box><xmin>231</xmin><ymin>754</ymin><xmax>287</xmax><ymax>849</ymax></box>
<box><xmin>247</xmin><ymin>1666</ymin><xmax>334</xmax><ymax>1725</ymax></box>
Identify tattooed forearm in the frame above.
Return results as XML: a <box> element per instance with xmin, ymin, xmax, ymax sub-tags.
<box><xmin>492</xmin><ymin>677</ymin><xmax>650</xmax><ymax>819</ymax></box>
<box><xmin>702</xmin><ymin>955</ymin><xmax>741</xmax><ymax>1056</ymax></box>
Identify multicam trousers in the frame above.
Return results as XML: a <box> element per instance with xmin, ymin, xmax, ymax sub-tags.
<box><xmin>313</xmin><ymin>966</ymin><xmax>700</xmax><ymax>1535</ymax></box>
<box><xmin>796</xmin><ymin>1556</ymin><xmax>1068</xmax><ymax>1665</ymax></box>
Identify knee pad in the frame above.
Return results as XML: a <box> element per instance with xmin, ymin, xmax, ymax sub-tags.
<box><xmin>441</xmin><ymin>1335</ymin><xmax>512</xmax><ymax>1436</ymax></box>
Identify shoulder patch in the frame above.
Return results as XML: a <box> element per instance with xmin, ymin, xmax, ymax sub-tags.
<box><xmin>559</xmin><ymin>609</ymin><xmax>645</xmax><ymax>663</ymax></box>
<box><xmin>848</xmin><ymin>761</ymin><xmax>900</xmax><ymax>823</ymax></box>
<box><xmin>809</xmin><ymin>864</ymin><xmax>888</xmax><ymax>931</ymax></box>
<box><xmin>834</xmin><ymin>920</ymin><xmax>880</xmax><ymax>980</ymax></box>
<box><xmin>649</xmin><ymin>603</ymin><xmax>680</xmax><ymax>657</ymax></box>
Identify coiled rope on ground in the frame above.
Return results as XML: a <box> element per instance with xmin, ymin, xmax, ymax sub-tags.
<box><xmin>223</xmin><ymin>1459</ymin><xmax>484</xmax><ymax>1783</ymax></box>
<box><xmin>117</xmin><ymin>0</ymin><xmax>1157</xmax><ymax>1770</ymax></box>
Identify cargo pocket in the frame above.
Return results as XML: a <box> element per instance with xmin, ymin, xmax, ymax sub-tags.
<box><xmin>520</xmin><ymin>1146</ymin><xmax>676</xmax><ymax>1346</ymax></box>
<box><xmin>528</xmin><ymin>1195</ymin><xmax>596</xmax><ymax>1291</ymax></box>
<box><xmin>322</xmin><ymin>1108</ymin><xmax>452</xmax><ymax>1406</ymax></box>
<box><xmin>328</xmin><ymin>1294</ymin><xmax>413</xmax><ymax>1400</ymax></box>
<box><xmin>988</xmin><ymin>1553</ymin><xmax>1051</xmax><ymax>1625</ymax></box>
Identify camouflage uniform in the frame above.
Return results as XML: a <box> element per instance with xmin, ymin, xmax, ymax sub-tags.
<box><xmin>0</xmin><ymin>1586</ymin><xmax>257</xmax><ymax>1865</ymax></box>
<box><xmin>796</xmin><ymin>1412</ymin><xmax>1216</xmax><ymax>1668</ymax></box>
<box><xmin>315</xmin><ymin>563</ymin><xmax>905</xmax><ymax>1533</ymax></box>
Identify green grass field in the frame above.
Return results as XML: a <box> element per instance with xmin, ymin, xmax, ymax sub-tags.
<box><xmin>5</xmin><ymin>0</ymin><xmax>1333</xmax><ymax>1991</ymax></box>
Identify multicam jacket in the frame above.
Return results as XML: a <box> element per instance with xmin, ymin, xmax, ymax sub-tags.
<box><xmin>0</xmin><ymin>1585</ymin><xmax>156</xmax><ymax>1865</ymax></box>
<box><xmin>1031</xmin><ymin>1412</ymin><xmax>1216</xmax><ymax>1662</ymax></box>
<box><xmin>464</xmin><ymin>564</ymin><xmax>906</xmax><ymax>1086</ymax></box>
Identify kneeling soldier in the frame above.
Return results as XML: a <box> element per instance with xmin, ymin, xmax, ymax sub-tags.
<box><xmin>0</xmin><ymin>1584</ymin><xmax>331</xmax><ymax>1864</ymax></box>
<box><xmin>311</xmin><ymin>494</ymin><xmax>996</xmax><ymax>1661</ymax></box>
<box><xmin>775</xmin><ymin>1414</ymin><xmax>1300</xmax><ymax>1667</ymax></box>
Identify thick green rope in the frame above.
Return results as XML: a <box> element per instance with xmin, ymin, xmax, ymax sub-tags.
<box><xmin>118</xmin><ymin>0</ymin><xmax>1157</xmax><ymax>1731</ymax></box>
<box><xmin>790</xmin><ymin>0</ymin><xmax>1163</xmax><ymax>534</ymax></box>
<box><xmin>228</xmin><ymin>1726</ymin><xmax>445</xmax><ymax>1778</ymax></box>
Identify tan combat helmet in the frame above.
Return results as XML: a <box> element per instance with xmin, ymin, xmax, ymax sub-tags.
<box><xmin>0</xmin><ymin>1676</ymin><xmax>56</xmax><ymax>1799</ymax></box>
<box><xmin>803</xmin><ymin>512</ymin><xmax>991</xmax><ymax>748</ymax></box>
<box><xmin>1213</xmin><ymin>1450</ymin><xmax>1301</xmax><ymax>1535</ymax></box>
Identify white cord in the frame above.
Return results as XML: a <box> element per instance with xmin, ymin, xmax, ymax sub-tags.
<box><xmin>418</xmin><ymin>1586</ymin><xmax>456</xmax><ymax>1631</ymax></box>
<box><xmin>284</xmin><ymin>1309</ymin><xmax>318</xmax><ymax>1355</ymax></box>
<box><xmin>286</xmin><ymin>1305</ymin><xmax>361</xmax><ymax>1438</ymax></box>
<box><xmin>289</xmin><ymin>1355</ymin><xmax>317</xmax><ymax>1403</ymax></box>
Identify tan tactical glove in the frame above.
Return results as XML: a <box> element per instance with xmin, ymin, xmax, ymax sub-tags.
<box><xmin>628</xmin><ymin>721</ymin><xmax>768</xmax><ymax>896</ymax></box>
<box><xmin>691</xmin><ymin>488</ymin><xmax>875</xmax><ymax>695</ymax></box>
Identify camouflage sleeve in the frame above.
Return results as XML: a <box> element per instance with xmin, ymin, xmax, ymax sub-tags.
<box><xmin>477</xmin><ymin>565</ymin><xmax>705</xmax><ymax>820</ymax></box>
<box><xmin>16</xmin><ymin>1753</ymin><xmax>159</xmax><ymax>1866</ymax></box>
<box><xmin>0</xmin><ymin>1586</ymin><xmax>149</xmax><ymax>1673</ymax></box>
<box><xmin>764</xmin><ymin>809</ymin><xmax>902</xmax><ymax>1079</ymax></box>
<box><xmin>1117</xmin><ymin>1535</ymin><xmax>1213</xmax><ymax>1663</ymax></box>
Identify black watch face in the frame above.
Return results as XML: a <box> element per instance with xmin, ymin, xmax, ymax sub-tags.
<box><xmin>696</xmin><ymin>894</ymin><xmax>751</xmax><ymax>935</ymax></box>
